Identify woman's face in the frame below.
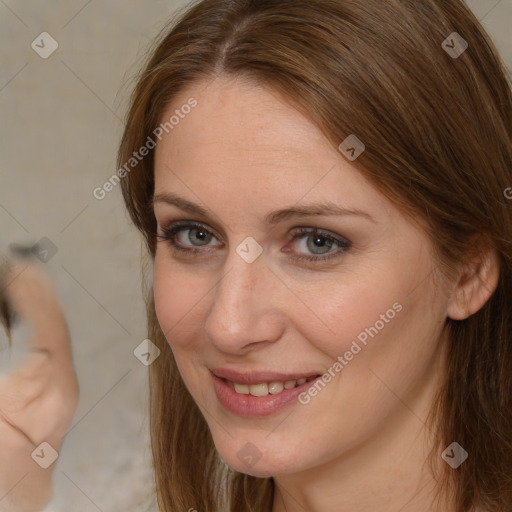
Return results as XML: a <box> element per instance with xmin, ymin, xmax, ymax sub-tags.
<box><xmin>153</xmin><ymin>75</ymin><xmax>451</xmax><ymax>478</ymax></box>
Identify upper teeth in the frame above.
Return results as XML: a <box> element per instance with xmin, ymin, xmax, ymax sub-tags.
<box><xmin>232</xmin><ymin>377</ymin><xmax>311</xmax><ymax>396</ymax></box>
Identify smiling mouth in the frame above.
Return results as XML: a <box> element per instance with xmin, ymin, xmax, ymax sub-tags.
<box><xmin>223</xmin><ymin>375</ymin><xmax>319</xmax><ymax>397</ymax></box>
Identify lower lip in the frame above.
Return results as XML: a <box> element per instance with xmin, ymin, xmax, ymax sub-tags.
<box><xmin>212</xmin><ymin>374</ymin><xmax>321</xmax><ymax>417</ymax></box>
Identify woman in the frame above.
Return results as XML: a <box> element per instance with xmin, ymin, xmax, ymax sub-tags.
<box><xmin>119</xmin><ymin>0</ymin><xmax>512</xmax><ymax>511</ymax></box>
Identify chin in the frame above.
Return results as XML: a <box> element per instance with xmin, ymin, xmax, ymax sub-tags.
<box><xmin>214</xmin><ymin>436</ymin><xmax>308</xmax><ymax>478</ymax></box>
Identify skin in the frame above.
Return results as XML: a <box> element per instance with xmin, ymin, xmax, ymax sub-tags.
<box><xmin>0</xmin><ymin>262</ymin><xmax>78</xmax><ymax>512</ymax></box>
<box><xmin>152</xmin><ymin>75</ymin><xmax>499</xmax><ymax>512</ymax></box>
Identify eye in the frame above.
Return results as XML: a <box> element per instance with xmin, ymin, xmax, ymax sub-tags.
<box><xmin>157</xmin><ymin>221</ymin><xmax>222</xmax><ymax>254</ymax></box>
<box><xmin>157</xmin><ymin>221</ymin><xmax>351</xmax><ymax>264</ymax></box>
<box><xmin>287</xmin><ymin>227</ymin><xmax>352</xmax><ymax>263</ymax></box>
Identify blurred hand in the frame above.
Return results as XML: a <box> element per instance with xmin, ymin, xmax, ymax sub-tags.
<box><xmin>0</xmin><ymin>263</ymin><xmax>78</xmax><ymax>512</ymax></box>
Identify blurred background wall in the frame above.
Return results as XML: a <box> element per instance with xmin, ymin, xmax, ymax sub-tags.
<box><xmin>0</xmin><ymin>1</ymin><xmax>510</xmax><ymax>510</ymax></box>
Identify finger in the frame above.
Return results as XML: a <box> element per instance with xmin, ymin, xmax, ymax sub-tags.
<box><xmin>1</xmin><ymin>261</ymin><xmax>71</xmax><ymax>359</ymax></box>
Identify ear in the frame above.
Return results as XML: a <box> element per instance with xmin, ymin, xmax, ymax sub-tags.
<box><xmin>447</xmin><ymin>234</ymin><xmax>500</xmax><ymax>320</ymax></box>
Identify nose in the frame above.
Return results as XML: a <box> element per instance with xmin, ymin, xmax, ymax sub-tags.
<box><xmin>203</xmin><ymin>246</ymin><xmax>285</xmax><ymax>354</ymax></box>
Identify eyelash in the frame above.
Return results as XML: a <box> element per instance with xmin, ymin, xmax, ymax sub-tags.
<box><xmin>156</xmin><ymin>221</ymin><xmax>352</xmax><ymax>263</ymax></box>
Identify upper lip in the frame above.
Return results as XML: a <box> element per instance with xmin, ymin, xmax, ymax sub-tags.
<box><xmin>210</xmin><ymin>367</ymin><xmax>320</xmax><ymax>385</ymax></box>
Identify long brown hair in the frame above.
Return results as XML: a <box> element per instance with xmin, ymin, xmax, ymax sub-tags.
<box><xmin>119</xmin><ymin>1</ymin><xmax>512</xmax><ymax>510</ymax></box>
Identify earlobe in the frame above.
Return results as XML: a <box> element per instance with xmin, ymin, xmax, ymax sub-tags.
<box><xmin>447</xmin><ymin>238</ymin><xmax>500</xmax><ymax>321</ymax></box>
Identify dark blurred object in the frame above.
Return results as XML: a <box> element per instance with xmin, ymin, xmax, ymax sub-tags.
<box><xmin>0</xmin><ymin>256</ymin><xmax>14</xmax><ymax>345</ymax></box>
<box><xmin>1</xmin><ymin>241</ymin><xmax>44</xmax><ymax>346</ymax></box>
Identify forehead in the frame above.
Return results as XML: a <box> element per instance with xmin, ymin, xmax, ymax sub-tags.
<box><xmin>152</xmin><ymin>75</ymin><xmax>393</xmax><ymax>224</ymax></box>
<box><xmin>155</xmin><ymin>76</ymin><xmax>328</xmax><ymax>165</ymax></box>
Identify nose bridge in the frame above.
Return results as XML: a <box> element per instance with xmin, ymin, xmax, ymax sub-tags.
<box><xmin>203</xmin><ymin>246</ymin><xmax>278</xmax><ymax>350</ymax></box>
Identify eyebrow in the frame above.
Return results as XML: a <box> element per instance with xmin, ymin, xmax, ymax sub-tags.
<box><xmin>153</xmin><ymin>192</ymin><xmax>376</xmax><ymax>224</ymax></box>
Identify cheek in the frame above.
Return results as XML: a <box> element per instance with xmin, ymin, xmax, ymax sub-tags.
<box><xmin>153</xmin><ymin>255</ymin><xmax>212</xmax><ymax>395</ymax></box>
<box><xmin>153</xmin><ymin>254</ymin><xmax>202</xmax><ymax>348</ymax></box>
<box><xmin>301</xmin><ymin>270</ymin><xmax>406</xmax><ymax>358</ymax></box>
<box><xmin>302</xmin><ymin>258</ymin><xmax>444</xmax><ymax>384</ymax></box>
<box><xmin>314</xmin><ymin>268</ymin><xmax>447</xmax><ymax>412</ymax></box>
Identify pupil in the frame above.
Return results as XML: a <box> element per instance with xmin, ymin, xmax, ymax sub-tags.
<box><xmin>191</xmin><ymin>228</ymin><xmax>210</xmax><ymax>245</ymax></box>
<box><xmin>308</xmin><ymin>235</ymin><xmax>332</xmax><ymax>254</ymax></box>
